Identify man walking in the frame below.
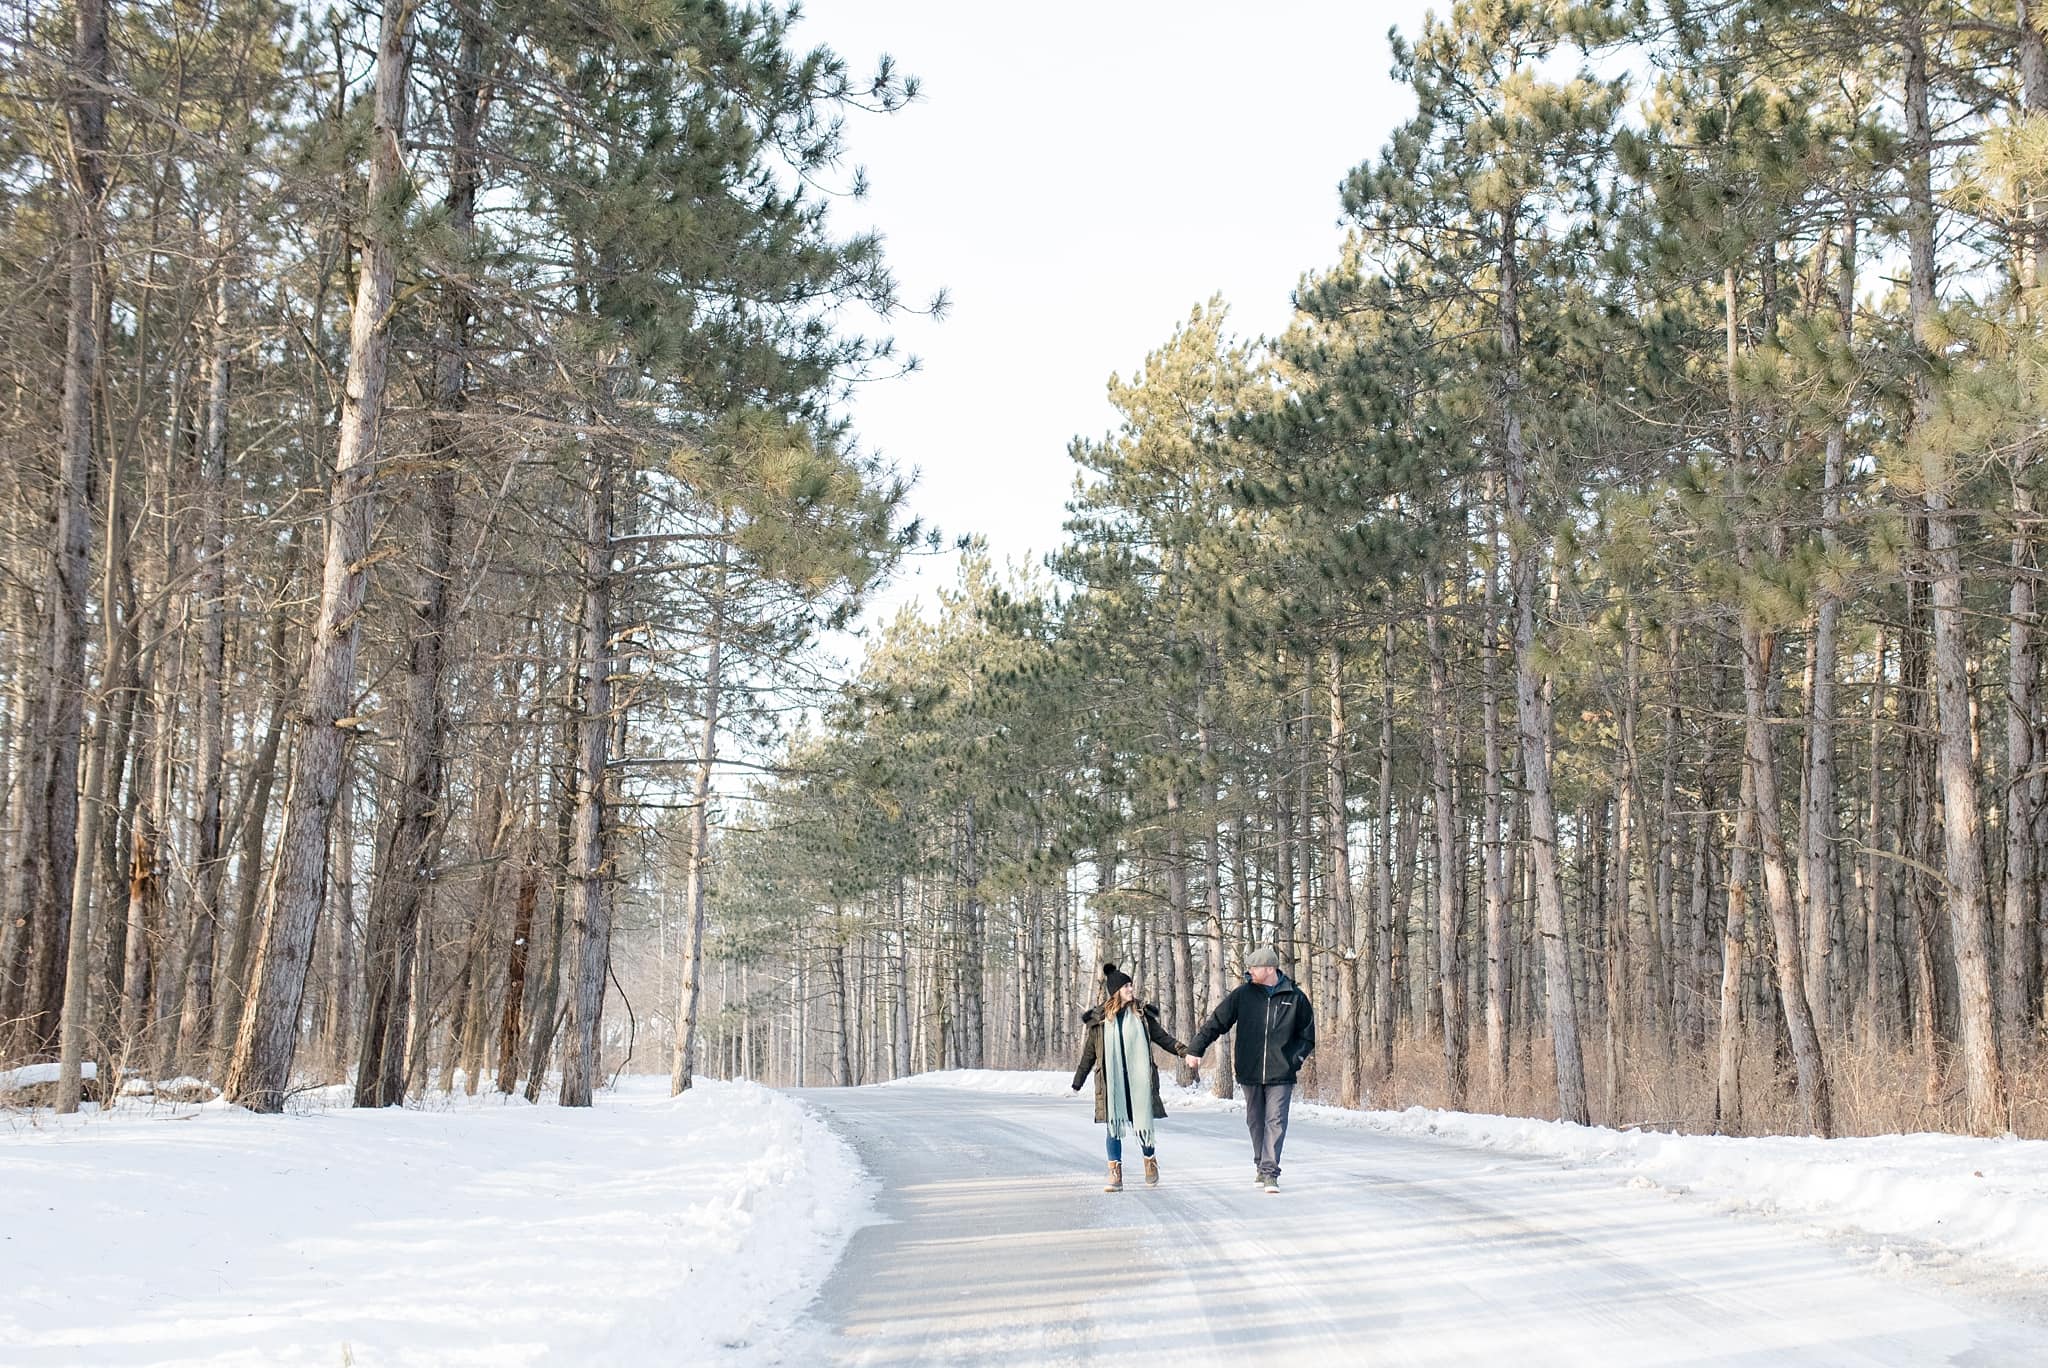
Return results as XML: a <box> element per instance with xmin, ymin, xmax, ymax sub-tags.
<box><xmin>1185</xmin><ymin>946</ymin><xmax>1314</xmax><ymax>1194</ymax></box>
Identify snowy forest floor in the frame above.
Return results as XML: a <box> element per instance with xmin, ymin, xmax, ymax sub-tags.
<box><xmin>0</xmin><ymin>1077</ymin><xmax>866</xmax><ymax>1366</ymax></box>
<box><xmin>7</xmin><ymin>1072</ymin><xmax>2048</xmax><ymax>1364</ymax></box>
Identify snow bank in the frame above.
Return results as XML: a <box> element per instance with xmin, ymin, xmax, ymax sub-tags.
<box><xmin>1325</xmin><ymin>1102</ymin><xmax>2048</xmax><ymax>1276</ymax></box>
<box><xmin>0</xmin><ymin>1060</ymin><xmax>95</xmax><ymax>1091</ymax></box>
<box><xmin>886</xmin><ymin>1068</ymin><xmax>2048</xmax><ymax>1277</ymax></box>
<box><xmin>0</xmin><ymin>1075</ymin><xmax>869</xmax><ymax>1366</ymax></box>
<box><xmin>876</xmin><ymin>1067</ymin><xmax>1073</xmax><ymax>1096</ymax></box>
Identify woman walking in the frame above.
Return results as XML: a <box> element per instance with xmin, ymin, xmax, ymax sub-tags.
<box><xmin>1071</xmin><ymin>962</ymin><xmax>1189</xmax><ymax>1191</ymax></box>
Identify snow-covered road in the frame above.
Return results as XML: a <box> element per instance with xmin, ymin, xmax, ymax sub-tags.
<box><xmin>794</xmin><ymin>1084</ymin><xmax>2047</xmax><ymax>1365</ymax></box>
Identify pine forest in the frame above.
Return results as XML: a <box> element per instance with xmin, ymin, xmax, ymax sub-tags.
<box><xmin>11</xmin><ymin>0</ymin><xmax>2048</xmax><ymax>1146</ymax></box>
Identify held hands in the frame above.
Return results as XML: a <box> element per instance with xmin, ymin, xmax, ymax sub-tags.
<box><xmin>1184</xmin><ymin>1054</ymin><xmax>1202</xmax><ymax>1070</ymax></box>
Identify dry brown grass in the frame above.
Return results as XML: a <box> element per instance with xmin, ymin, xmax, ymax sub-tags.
<box><xmin>1302</xmin><ymin>1030</ymin><xmax>2048</xmax><ymax>1138</ymax></box>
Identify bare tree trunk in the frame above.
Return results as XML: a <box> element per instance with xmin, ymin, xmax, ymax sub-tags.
<box><xmin>1199</xmin><ymin>651</ymin><xmax>1234</xmax><ymax>1099</ymax></box>
<box><xmin>1274</xmin><ymin>692</ymin><xmax>1297</xmax><ymax>962</ymax></box>
<box><xmin>1652</xmin><ymin>625</ymin><xmax>1682</xmax><ymax>1044</ymax></box>
<box><xmin>494</xmin><ymin>862</ymin><xmax>536</xmax><ymax>1093</ymax></box>
<box><xmin>559</xmin><ymin>449</ymin><xmax>616</xmax><ymax>1108</ymax></box>
<box><xmin>1802</xmin><ymin>210</ymin><xmax>1854</xmax><ymax>1035</ymax></box>
<box><xmin>1502</xmin><ymin>210</ymin><xmax>1589</xmax><ymax>1125</ymax></box>
<box><xmin>324</xmin><ymin>758</ymin><xmax>357</xmax><ymax>1077</ymax></box>
<box><xmin>1726</xmin><ymin>262</ymin><xmax>1833</xmax><ymax>1137</ymax></box>
<box><xmin>1322</xmin><ymin>643</ymin><xmax>1359</xmax><ymax>1107</ymax></box>
<box><xmin>1163</xmin><ymin>780</ymin><xmax>1196</xmax><ymax>1084</ymax></box>
<box><xmin>525</xmin><ymin>738</ymin><xmax>577</xmax><ymax>1102</ymax></box>
<box><xmin>1424</xmin><ymin>570</ymin><xmax>1466</xmax><ymax>1106</ymax></box>
<box><xmin>959</xmin><ymin>802</ymin><xmax>985</xmax><ymax>1069</ymax></box>
<box><xmin>2013</xmin><ymin>0</ymin><xmax>2048</xmax><ymax>1048</ymax></box>
<box><xmin>33</xmin><ymin>0</ymin><xmax>108</xmax><ymax>1074</ymax></box>
<box><xmin>1863</xmin><ymin>630</ymin><xmax>1893</xmax><ymax>1042</ymax></box>
<box><xmin>53</xmin><ymin>185</ymin><xmax>123</xmax><ymax>1110</ymax></box>
<box><xmin>1715</xmin><ymin>746</ymin><xmax>1755</xmax><ymax>1134</ymax></box>
<box><xmin>1371</xmin><ymin>630</ymin><xmax>1395</xmax><ymax>1082</ymax></box>
<box><xmin>1603</xmin><ymin>615</ymin><xmax>1644</xmax><ymax>1125</ymax></box>
<box><xmin>353</xmin><ymin>14</ymin><xmax>475</xmax><ymax>1108</ymax></box>
<box><xmin>892</xmin><ymin>875</ymin><xmax>911</xmax><ymax>1079</ymax></box>
<box><xmin>223</xmin><ymin>0</ymin><xmax>413</xmax><ymax>1112</ymax></box>
<box><xmin>54</xmin><ymin>493</ymin><xmax>123</xmax><ymax>1111</ymax></box>
<box><xmin>118</xmin><ymin>647</ymin><xmax>170</xmax><ymax>1055</ymax></box>
<box><xmin>209</xmin><ymin>593</ymin><xmax>292</xmax><ymax>1072</ymax></box>
<box><xmin>2005</xmin><ymin>471</ymin><xmax>2038</xmax><ymax>1050</ymax></box>
<box><xmin>157</xmin><ymin>258</ymin><xmax>236</xmax><ymax>1077</ymax></box>
<box><xmin>832</xmin><ymin>934</ymin><xmax>853</xmax><ymax>1086</ymax></box>
<box><xmin>1904</xmin><ymin>12</ymin><xmax>2006</xmax><ymax>1133</ymax></box>
<box><xmin>671</xmin><ymin>550</ymin><xmax>729</xmax><ymax>1094</ymax></box>
<box><xmin>1482</xmin><ymin>517</ymin><xmax>1511</xmax><ymax>1104</ymax></box>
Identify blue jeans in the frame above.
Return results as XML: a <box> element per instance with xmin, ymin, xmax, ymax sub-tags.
<box><xmin>1105</xmin><ymin>1132</ymin><xmax>1155</xmax><ymax>1162</ymax></box>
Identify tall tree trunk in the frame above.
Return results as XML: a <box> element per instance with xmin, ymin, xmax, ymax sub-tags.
<box><xmin>1862</xmin><ymin>631</ymin><xmax>1894</xmax><ymax>1042</ymax></box>
<box><xmin>893</xmin><ymin>874</ymin><xmax>912</xmax><ymax>1079</ymax></box>
<box><xmin>2002</xmin><ymin>0</ymin><xmax>2048</xmax><ymax>1053</ymax></box>
<box><xmin>959</xmin><ymin>801</ymin><xmax>985</xmax><ymax>1069</ymax></box>
<box><xmin>55</xmin><ymin>430</ymin><xmax>125</xmax><ymax>1111</ymax></box>
<box><xmin>118</xmin><ymin>645</ymin><xmax>170</xmax><ymax>1055</ymax></box>
<box><xmin>494</xmin><ymin>862</ymin><xmax>537</xmax><ymax>1093</ymax></box>
<box><xmin>1371</xmin><ymin>629</ymin><xmax>1395</xmax><ymax>1081</ymax></box>
<box><xmin>525</xmin><ymin>728</ymin><xmax>578</xmax><ymax>1103</ymax></box>
<box><xmin>1715</xmin><ymin>742</ymin><xmax>1755</xmax><ymax>1134</ymax></box>
<box><xmin>559</xmin><ymin>451</ymin><xmax>616</xmax><ymax>1108</ymax></box>
<box><xmin>1424</xmin><ymin>570</ymin><xmax>1466</xmax><ymax>1106</ymax></box>
<box><xmin>1199</xmin><ymin>651</ymin><xmax>1234</xmax><ymax>1099</ymax></box>
<box><xmin>158</xmin><ymin>256</ymin><xmax>236</xmax><ymax>1077</ymax></box>
<box><xmin>30</xmin><ymin>0</ymin><xmax>109</xmax><ymax>1070</ymax></box>
<box><xmin>1604</xmin><ymin>618</ymin><xmax>1642</xmax><ymax>1126</ymax></box>
<box><xmin>1726</xmin><ymin>262</ymin><xmax>1834</xmax><ymax>1137</ymax></box>
<box><xmin>1482</xmin><ymin>514</ymin><xmax>1512</xmax><ymax>1104</ymax></box>
<box><xmin>671</xmin><ymin>550</ymin><xmax>729</xmax><ymax>1094</ymax></box>
<box><xmin>222</xmin><ymin>0</ymin><xmax>413</xmax><ymax>1112</ymax></box>
<box><xmin>1164</xmin><ymin>778</ymin><xmax>1196</xmax><ymax>1084</ymax></box>
<box><xmin>2005</xmin><ymin>470</ymin><xmax>2038</xmax><ymax>1050</ymax></box>
<box><xmin>1274</xmin><ymin>699</ymin><xmax>1297</xmax><ymax>961</ymax></box>
<box><xmin>209</xmin><ymin>590</ymin><xmax>292</xmax><ymax>1072</ymax></box>
<box><xmin>324</xmin><ymin>756</ymin><xmax>357</xmax><ymax>1077</ymax></box>
<box><xmin>1652</xmin><ymin>623</ymin><xmax>1682</xmax><ymax>1044</ymax></box>
<box><xmin>353</xmin><ymin>13</ymin><xmax>476</xmax><ymax>1108</ymax></box>
<box><xmin>1904</xmin><ymin>12</ymin><xmax>2007</xmax><ymax>1133</ymax></box>
<box><xmin>1802</xmin><ymin>210</ymin><xmax>1855</xmax><ymax>1035</ymax></box>
<box><xmin>1501</xmin><ymin>208</ymin><xmax>1590</xmax><ymax>1125</ymax></box>
<box><xmin>1326</xmin><ymin>643</ymin><xmax>1360</xmax><ymax>1107</ymax></box>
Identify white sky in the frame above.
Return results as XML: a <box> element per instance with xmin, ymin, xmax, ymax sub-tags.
<box><xmin>789</xmin><ymin>1</ymin><xmax>1442</xmax><ymax>632</ymax></box>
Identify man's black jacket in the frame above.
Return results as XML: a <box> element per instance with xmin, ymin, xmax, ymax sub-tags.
<box><xmin>1188</xmin><ymin>973</ymin><xmax>1315</xmax><ymax>1086</ymax></box>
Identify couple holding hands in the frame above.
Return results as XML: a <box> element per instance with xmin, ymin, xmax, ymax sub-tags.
<box><xmin>1071</xmin><ymin>946</ymin><xmax>1316</xmax><ymax>1194</ymax></box>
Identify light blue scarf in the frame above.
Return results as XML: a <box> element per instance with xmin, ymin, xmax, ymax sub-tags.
<box><xmin>1102</xmin><ymin>1004</ymin><xmax>1156</xmax><ymax>1147</ymax></box>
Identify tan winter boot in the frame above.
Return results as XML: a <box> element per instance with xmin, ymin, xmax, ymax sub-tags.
<box><xmin>1144</xmin><ymin>1156</ymin><xmax>1159</xmax><ymax>1187</ymax></box>
<box><xmin>1104</xmin><ymin>1161</ymin><xmax>1124</xmax><ymax>1192</ymax></box>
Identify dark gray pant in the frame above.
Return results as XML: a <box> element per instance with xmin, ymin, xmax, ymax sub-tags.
<box><xmin>1242</xmin><ymin>1082</ymin><xmax>1294</xmax><ymax>1179</ymax></box>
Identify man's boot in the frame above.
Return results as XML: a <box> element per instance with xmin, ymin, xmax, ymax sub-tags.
<box><xmin>1143</xmin><ymin>1155</ymin><xmax>1159</xmax><ymax>1187</ymax></box>
<box><xmin>1104</xmin><ymin>1161</ymin><xmax>1124</xmax><ymax>1192</ymax></box>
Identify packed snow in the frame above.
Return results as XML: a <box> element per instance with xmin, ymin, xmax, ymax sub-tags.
<box><xmin>804</xmin><ymin>1079</ymin><xmax>2048</xmax><ymax>1362</ymax></box>
<box><xmin>0</xmin><ymin>1075</ymin><xmax>869</xmax><ymax>1366</ymax></box>
<box><xmin>883</xmin><ymin>1068</ymin><xmax>2048</xmax><ymax>1280</ymax></box>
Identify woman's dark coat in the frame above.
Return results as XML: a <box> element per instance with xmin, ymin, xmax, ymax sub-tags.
<box><xmin>1070</xmin><ymin>1000</ymin><xmax>1189</xmax><ymax>1125</ymax></box>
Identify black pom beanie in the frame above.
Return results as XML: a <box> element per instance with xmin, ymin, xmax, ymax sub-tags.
<box><xmin>1102</xmin><ymin>961</ymin><xmax>1133</xmax><ymax>996</ymax></box>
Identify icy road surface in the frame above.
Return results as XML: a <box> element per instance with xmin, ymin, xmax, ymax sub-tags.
<box><xmin>793</xmin><ymin>1084</ymin><xmax>2047</xmax><ymax>1366</ymax></box>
